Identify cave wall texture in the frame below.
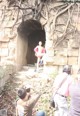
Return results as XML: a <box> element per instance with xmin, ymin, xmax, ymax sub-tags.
<box><xmin>0</xmin><ymin>0</ymin><xmax>80</xmax><ymax>72</ymax></box>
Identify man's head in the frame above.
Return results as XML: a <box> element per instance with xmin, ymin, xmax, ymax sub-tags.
<box><xmin>63</xmin><ymin>65</ymin><xmax>72</xmax><ymax>74</ymax></box>
<box><xmin>18</xmin><ymin>87</ymin><xmax>30</xmax><ymax>100</ymax></box>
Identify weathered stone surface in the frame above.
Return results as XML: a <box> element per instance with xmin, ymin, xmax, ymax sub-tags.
<box><xmin>55</xmin><ymin>49</ymin><xmax>68</xmax><ymax>56</ymax></box>
<box><xmin>0</xmin><ymin>2</ymin><xmax>79</xmax><ymax>69</ymax></box>
<box><xmin>46</xmin><ymin>40</ymin><xmax>53</xmax><ymax>48</ymax></box>
<box><xmin>46</xmin><ymin>50</ymin><xmax>54</xmax><ymax>57</ymax></box>
<box><xmin>0</xmin><ymin>34</ymin><xmax>9</xmax><ymax>42</ymax></box>
<box><xmin>45</xmin><ymin>56</ymin><xmax>55</xmax><ymax>63</ymax></box>
<box><xmin>0</xmin><ymin>42</ymin><xmax>1</xmax><ymax>47</ymax></box>
<box><xmin>68</xmin><ymin>57</ymin><xmax>77</xmax><ymax>65</ymax></box>
<box><xmin>45</xmin><ymin>56</ymin><xmax>67</xmax><ymax>65</ymax></box>
<box><xmin>1</xmin><ymin>43</ymin><xmax>8</xmax><ymax>48</ymax></box>
<box><xmin>1</xmin><ymin>57</ymin><xmax>7</xmax><ymax>65</ymax></box>
<box><xmin>52</xmin><ymin>56</ymin><xmax>67</xmax><ymax>65</ymax></box>
<box><xmin>68</xmin><ymin>39</ymin><xmax>79</xmax><ymax>49</ymax></box>
<box><xmin>78</xmin><ymin>54</ymin><xmax>80</xmax><ymax>66</ymax></box>
<box><xmin>0</xmin><ymin>48</ymin><xmax>1</xmax><ymax>56</ymax></box>
<box><xmin>8</xmin><ymin>41</ymin><xmax>16</xmax><ymax>48</ymax></box>
<box><xmin>77</xmin><ymin>23</ymin><xmax>80</xmax><ymax>31</ymax></box>
<box><xmin>1</xmin><ymin>56</ymin><xmax>15</xmax><ymax>65</ymax></box>
<box><xmin>72</xmin><ymin>65</ymin><xmax>79</xmax><ymax>76</ymax></box>
<box><xmin>9</xmin><ymin>48</ymin><xmax>15</xmax><ymax>56</ymax></box>
<box><xmin>68</xmin><ymin>49</ymin><xmax>79</xmax><ymax>57</ymax></box>
<box><xmin>1</xmin><ymin>48</ymin><xmax>8</xmax><ymax>56</ymax></box>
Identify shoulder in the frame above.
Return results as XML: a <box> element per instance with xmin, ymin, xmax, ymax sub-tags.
<box><xmin>17</xmin><ymin>99</ymin><xmax>21</xmax><ymax>104</ymax></box>
<box><xmin>56</xmin><ymin>72</ymin><xmax>68</xmax><ymax>79</ymax></box>
<box><xmin>54</xmin><ymin>72</ymin><xmax>67</xmax><ymax>83</ymax></box>
<box><xmin>67</xmin><ymin>75</ymin><xmax>73</xmax><ymax>81</ymax></box>
<box><xmin>17</xmin><ymin>99</ymin><xmax>26</xmax><ymax>107</ymax></box>
<box><xmin>16</xmin><ymin>100</ymin><xmax>24</xmax><ymax>110</ymax></box>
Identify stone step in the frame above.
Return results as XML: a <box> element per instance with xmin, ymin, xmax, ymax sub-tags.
<box><xmin>22</xmin><ymin>65</ymin><xmax>36</xmax><ymax>71</ymax></box>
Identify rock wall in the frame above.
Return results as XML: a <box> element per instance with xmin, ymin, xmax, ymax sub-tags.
<box><xmin>16</xmin><ymin>36</ymin><xmax>28</xmax><ymax>70</ymax></box>
<box><xmin>0</xmin><ymin>32</ymin><xmax>16</xmax><ymax>66</ymax></box>
<box><xmin>44</xmin><ymin>39</ymin><xmax>80</xmax><ymax>74</ymax></box>
<box><xmin>0</xmin><ymin>1</ymin><xmax>80</xmax><ymax>74</ymax></box>
<box><xmin>0</xmin><ymin>65</ymin><xmax>16</xmax><ymax>93</ymax></box>
<box><xmin>0</xmin><ymin>21</ymin><xmax>80</xmax><ymax>73</ymax></box>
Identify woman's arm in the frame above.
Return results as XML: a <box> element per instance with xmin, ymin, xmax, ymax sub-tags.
<box><xmin>34</xmin><ymin>46</ymin><xmax>38</xmax><ymax>52</ymax></box>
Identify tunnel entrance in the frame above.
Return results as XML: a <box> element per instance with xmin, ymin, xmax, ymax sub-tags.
<box><xmin>17</xmin><ymin>19</ymin><xmax>46</xmax><ymax>67</ymax></box>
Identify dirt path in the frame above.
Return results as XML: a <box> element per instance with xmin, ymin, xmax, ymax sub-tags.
<box><xmin>0</xmin><ymin>66</ymin><xmax>55</xmax><ymax>116</ymax></box>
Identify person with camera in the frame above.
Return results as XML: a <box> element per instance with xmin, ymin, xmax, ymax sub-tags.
<box><xmin>51</xmin><ymin>65</ymin><xmax>73</xmax><ymax>116</ymax></box>
<box><xmin>16</xmin><ymin>85</ymin><xmax>45</xmax><ymax>116</ymax></box>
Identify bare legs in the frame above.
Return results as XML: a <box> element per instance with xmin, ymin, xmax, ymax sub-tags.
<box><xmin>37</xmin><ymin>57</ymin><xmax>41</xmax><ymax>71</ymax></box>
<box><xmin>36</xmin><ymin>55</ymin><xmax>45</xmax><ymax>72</ymax></box>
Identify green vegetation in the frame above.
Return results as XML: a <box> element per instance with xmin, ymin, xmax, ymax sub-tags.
<box><xmin>0</xmin><ymin>67</ymin><xmax>5</xmax><ymax>79</ymax></box>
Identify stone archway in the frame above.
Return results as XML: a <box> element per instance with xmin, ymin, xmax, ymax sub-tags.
<box><xmin>16</xmin><ymin>19</ymin><xmax>46</xmax><ymax>68</ymax></box>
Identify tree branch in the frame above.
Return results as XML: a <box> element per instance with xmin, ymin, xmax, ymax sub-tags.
<box><xmin>54</xmin><ymin>4</ymin><xmax>74</xmax><ymax>48</ymax></box>
<box><xmin>13</xmin><ymin>4</ymin><xmax>35</xmax><ymax>10</ymax></box>
<box><xmin>52</xmin><ymin>3</ymin><xmax>74</xmax><ymax>31</ymax></box>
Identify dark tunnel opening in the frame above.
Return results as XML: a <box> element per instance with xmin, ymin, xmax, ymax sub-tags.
<box><xmin>17</xmin><ymin>19</ymin><xmax>46</xmax><ymax>65</ymax></box>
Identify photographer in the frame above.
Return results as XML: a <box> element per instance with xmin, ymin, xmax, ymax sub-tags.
<box><xmin>16</xmin><ymin>86</ymin><xmax>45</xmax><ymax>116</ymax></box>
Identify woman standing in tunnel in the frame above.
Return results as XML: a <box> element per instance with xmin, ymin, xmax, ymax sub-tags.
<box><xmin>34</xmin><ymin>41</ymin><xmax>46</xmax><ymax>71</ymax></box>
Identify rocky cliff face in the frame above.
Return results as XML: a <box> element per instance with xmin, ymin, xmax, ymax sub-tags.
<box><xmin>0</xmin><ymin>1</ymin><xmax>80</xmax><ymax>72</ymax></box>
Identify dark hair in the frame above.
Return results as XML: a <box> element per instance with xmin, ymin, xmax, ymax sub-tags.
<box><xmin>18</xmin><ymin>88</ymin><xmax>27</xmax><ymax>99</ymax></box>
<box><xmin>63</xmin><ymin>65</ymin><xmax>72</xmax><ymax>74</ymax></box>
<box><xmin>26</xmin><ymin>88</ymin><xmax>30</xmax><ymax>92</ymax></box>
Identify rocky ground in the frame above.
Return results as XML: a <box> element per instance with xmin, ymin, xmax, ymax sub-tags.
<box><xmin>0</xmin><ymin>65</ymin><xmax>56</xmax><ymax>116</ymax></box>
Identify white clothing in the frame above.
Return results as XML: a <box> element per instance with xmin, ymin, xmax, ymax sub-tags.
<box><xmin>17</xmin><ymin>105</ymin><xmax>24</xmax><ymax>116</ymax></box>
<box><xmin>53</xmin><ymin>72</ymin><xmax>73</xmax><ymax>116</ymax></box>
<box><xmin>53</xmin><ymin>72</ymin><xmax>72</xmax><ymax>96</ymax></box>
<box><xmin>54</xmin><ymin>94</ymin><xmax>68</xmax><ymax>116</ymax></box>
